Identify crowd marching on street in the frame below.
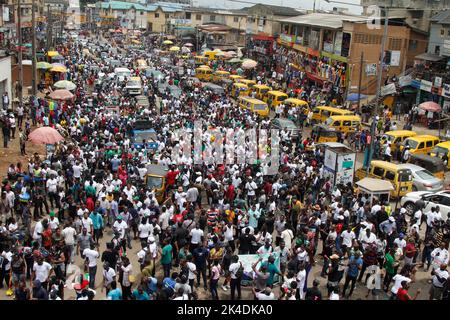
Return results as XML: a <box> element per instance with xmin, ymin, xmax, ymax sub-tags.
<box><xmin>0</xmin><ymin>30</ymin><xmax>449</xmax><ymax>301</ymax></box>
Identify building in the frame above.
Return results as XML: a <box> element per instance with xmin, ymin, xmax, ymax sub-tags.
<box><xmin>276</xmin><ymin>12</ymin><xmax>428</xmax><ymax>95</ymax></box>
<box><xmin>0</xmin><ymin>54</ymin><xmax>12</xmax><ymax>102</ymax></box>
<box><xmin>361</xmin><ymin>0</ymin><xmax>448</xmax><ymax>32</ymax></box>
<box><xmin>427</xmin><ymin>10</ymin><xmax>450</xmax><ymax>58</ymax></box>
<box><xmin>244</xmin><ymin>4</ymin><xmax>303</xmax><ymax>36</ymax></box>
<box><xmin>96</xmin><ymin>1</ymin><xmax>148</xmax><ymax>29</ymax></box>
<box><xmin>147</xmin><ymin>0</ymin><xmax>191</xmax><ymax>4</ymax></box>
<box><xmin>146</xmin><ymin>2</ymin><xmax>185</xmax><ymax>33</ymax></box>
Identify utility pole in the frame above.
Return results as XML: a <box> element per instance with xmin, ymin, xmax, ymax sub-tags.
<box><xmin>374</xmin><ymin>4</ymin><xmax>389</xmax><ymax>116</ymax></box>
<box><xmin>357</xmin><ymin>51</ymin><xmax>364</xmax><ymax>112</ymax></box>
<box><xmin>17</xmin><ymin>0</ymin><xmax>23</xmax><ymax>110</ymax></box>
<box><xmin>46</xmin><ymin>4</ymin><xmax>52</xmax><ymax>50</ymax></box>
<box><xmin>60</xmin><ymin>7</ymin><xmax>63</xmax><ymax>44</ymax></box>
<box><xmin>31</xmin><ymin>0</ymin><xmax>37</xmax><ymax>96</ymax></box>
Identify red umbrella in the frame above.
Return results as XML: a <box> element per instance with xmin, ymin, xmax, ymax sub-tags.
<box><xmin>419</xmin><ymin>101</ymin><xmax>441</xmax><ymax>112</ymax></box>
<box><xmin>29</xmin><ymin>127</ymin><xmax>64</xmax><ymax>144</ymax></box>
<box><xmin>48</xmin><ymin>89</ymin><xmax>74</xmax><ymax>100</ymax></box>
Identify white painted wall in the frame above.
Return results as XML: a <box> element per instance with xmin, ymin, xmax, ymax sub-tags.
<box><xmin>0</xmin><ymin>56</ymin><xmax>12</xmax><ymax>101</ymax></box>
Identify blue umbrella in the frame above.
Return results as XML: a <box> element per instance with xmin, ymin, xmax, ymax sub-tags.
<box><xmin>347</xmin><ymin>93</ymin><xmax>367</xmax><ymax>101</ymax></box>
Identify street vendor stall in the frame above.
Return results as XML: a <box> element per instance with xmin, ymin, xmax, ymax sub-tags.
<box><xmin>355</xmin><ymin>177</ymin><xmax>394</xmax><ymax>206</ymax></box>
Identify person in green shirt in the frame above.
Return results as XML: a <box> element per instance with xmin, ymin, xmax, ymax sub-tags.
<box><xmin>160</xmin><ymin>239</ymin><xmax>173</xmax><ymax>278</ymax></box>
<box><xmin>383</xmin><ymin>247</ymin><xmax>396</xmax><ymax>291</ymax></box>
<box><xmin>178</xmin><ymin>243</ymin><xmax>190</xmax><ymax>262</ymax></box>
<box><xmin>132</xmin><ymin>285</ymin><xmax>150</xmax><ymax>300</ymax></box>
<box><xmin>261</xmin><ymin>256</ymin><xmax>282</xmax><ymax>287</ymax></box>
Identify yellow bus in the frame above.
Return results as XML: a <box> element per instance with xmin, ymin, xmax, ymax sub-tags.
<box><xmin>265</xmin><ymin>90</ymin><xmax>288</xmax><ymax>109</ymax></box>
<box><xmin>251</xmin><ymin>84</ymin><xmax>272</xmax><ymax>100</ymax></box>
<box><xmin>212</xmin><ymin>70</ymin><xmax>230</xmax><ymax>83</ymax></box>
<box><xmin>238</xmin><ymin>96</ymin><xmax>269</xmax><ymax>117</ymax></box>
<box><xmin>231</xmin><ymin>83</ymin><xmax>250</xmax><ymax>98</ymax></box>
<box><xmin>311</xmin><ymin>106</ymin><xmax>354</xmax><ymax>124</ymax></box>
<box><xmin>195</xmin><ymin>67</ymin><xmax>213</xmax><ymax>81</ymax></box>
<box><xmin>400</xmin><ymin>135</ymin><xmax>441</xmax><ymax>155</ymax></box>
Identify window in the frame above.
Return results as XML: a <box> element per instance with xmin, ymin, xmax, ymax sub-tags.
<box><xmin>385</xmin><ymin>171</ymin><xmax>396</xmax><ymax>181</ymax></box>
<box><xmin>234</xmin><ymin>16</ymin><xmax>239</xmax><ymax>23</ymax></box>
<box><xmin>418</xmin><ymin>142</ymin><xmax>425</xmax><ymax>149</ymax></box>
<box><xmin>210</xmin><ymin>15</ymin><xmax>215</xmax><ymax>22</ymax></box>
<box><xmin>155</xmin><ymin>13</ymin><xmax>159</xmax><ymax>18</ymax></box>
<box><xmin>196</xmin><ymin>14</ymin><xmax>201</xmax><ymax>20</ymax></box>
<box><xmin>343</xmin><ymin>120</ymin><xmax>351</xmax><ymax>126</ymax></box>
<box><xmin>435</xmin><ymin>46</ymin><xmax>440</xmax><ymax>55</ymax></box>
<box><xmin>165</xmin><ymin>14</ymin><xmax>169</xmax><ymax>19</ymax></box>
<box><xmin>140</xmin><ymin>11</ymin><xmax>143</xmax><ymax>15</ymax></box>
<box><xmin>409</xmin><ymin>40</ymin><xmax>418</xmax><ymax>51</ymax></box>
<box><xmin>373</xmin><ymin>167</ymin><xmax>385</xmax><ymax>177</ymax></box>
<box><xmin>448</xmin><ymin>29</ymin><xmax>450</xmax><ymax>37</ymax></box>
<box><xmin>426</xmin><ymin>140</ymin><xmax>434</xmax><ymax>148</ymax></box>
<box><xmin>388</xmin><ymin>38</ymin><xmax>402</xmax><ymax>50</ymax></box>
<box><xmin>333</xmin><ymin>121</ymin><xmax>341</xmax><ymax>126</ymax></box>
<box><xmin>441</xmin><ymin>29</ymin><xmax>445</xmax><ymax>36</ymax></box>
<box><xmin>186</xmin><ymin>12</ymin><xmax>191</xmax><ymax>19</ymax></box>
<box><xmin>440</xmin><ymin>196</ymin><xmax>450</xmax><ymax>207</ymax></box>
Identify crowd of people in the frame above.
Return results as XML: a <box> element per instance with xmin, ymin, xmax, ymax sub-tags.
<box><xmin>0</xmin><ymin>30</ymin><xmax>449</xmax><ymax>301</ymax></box>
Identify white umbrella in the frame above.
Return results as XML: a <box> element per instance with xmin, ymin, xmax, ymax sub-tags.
<box><xmin>242</xmin><ymin>59</ymin><xmax>258</xmax><ymax>69</ymax></box>
<box><xmin>181</xmin><ymin>46</ymin><xmax>191</xmax><ymax>54</ymax></box>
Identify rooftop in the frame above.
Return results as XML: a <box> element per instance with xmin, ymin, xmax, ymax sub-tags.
<box><xmin>245</xmin><ymin>4</ymin><xmax>303</xmax><ymax>17</ymax></box>
<box><xmin>277</xmin><ymin>12</ymin><xmax>370</xmax><ymax>29</ymax></box>
<box><xmin>430</xmin><ymin>10</ymin><xmax>450</xmax><ymax>24</ymax></box>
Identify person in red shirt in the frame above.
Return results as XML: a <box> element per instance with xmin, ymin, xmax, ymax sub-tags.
<box><xmin>42</xmin><ymin>224</ymin><xmax>53</xmax><ymax>250</ymax></box>
<box><xmin>86</xmin><ymin>196</ymin><xmax>95</xmax><ymax>213</ymax></box>
<box><xmin>225</xmin><ymin>183</ymin><xmax>235</xmax><ymax>203</ymax></box>
<box><xmin>166</xmin><ymin>166</ymin><xmax>180</xmax><ymax>190</ymax></box>
<box><xmin>404</xmin><ymin>238</ymin><xmax>417</xmax><ymax>266</ymax></box>
<box><xmin>396</xmin><ymin>281</ymin><xmax>421</xmax><ymax>300</ymax></box>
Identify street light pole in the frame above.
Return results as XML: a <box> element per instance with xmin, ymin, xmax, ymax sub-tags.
<box><xmin>374</xmin><ymin>5</ymin><xmax>389</xmax><ymax>116</ymax></box>
<box><xmin>31</xmin><ymin>0</ymin><xmax>37</xmax><ymax>96</ymax></box>
<box><xmin>17</xmin><ymin>0</ymin><xmax>23</xmax><ymax>110</ymax></box>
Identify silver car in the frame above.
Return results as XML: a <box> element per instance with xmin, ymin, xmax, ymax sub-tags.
<box><xmin>270</xmin><ymin>118</ymin><xmax>300</xmax><ymax>138</ymax></box>
<box><xmin>398</xmin><ymin>163</ymin><xmax>444</xmax><ymax>192</ymax></box>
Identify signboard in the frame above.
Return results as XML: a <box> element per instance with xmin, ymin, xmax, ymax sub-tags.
<box><xmin>365</xmin><ymin>63</ymin><xmax>377</xmax><ymax>76</ymax></box>
<box><xmin>390</xmin><ymin>50</ymin><xmax>401</xmax><ymax>66</ymax></box>
<box><xmin>253</xmin><ymin>46</ymin><xmax>267</xmax><ymax>55</ymax></box>
<box><xmin>443</xmin><ymin>83</ymin><xmax>450</xmax><ymax>99</ymax></box>
<box><xmin>399</xmin><ymin>75</ymin><xmax>412</xmax><ymax>87</ymax></box>
<box><xmin>334</xmin><ymin>31</ymin><xmax>343</xmax><ymax>56</ymax></box>
<box><xmin>323</xmin><ymin>42</ymin><xmax>334</xmax><ymax>53</ymax></box>
<box><xmin>380</xmin><ymin>83</ymin><xmax>397</xmax><ymax>96</ymax></box>
<box><xmin>411</xmin><ymin>79</ymin><xmax>421</xmax><ymax>89</ymax></box>
<box><xmin>280</xmin><ymin>34</ymin><xmax>293</xmax><ymax>43</ymax></box>
<box><xmin>434</xmin><ymin>76</ymin><xmax>442</xmax><ymax>88</ymax></box>
<box><xmin>336</xmin><ymin>152</ymin><xmax>356</xmax><ymax>186</ymax></box>
<box><xmin>3</xmin><ymin>7</ymin><xmax>9</xmax><ymax>22</ymax></box>
<box><xmin>420</xmin><ymin>80</ymin><xmax>432</xmax><ymax>92</ymax></box>
<box><xmin>324</xmin><ymin>148</ymin><xmax>337</xmax><ymax>171</ymax></box>
<box><xmin>170</xmin><ymin>19</ymin><xmax>192</xmax><ymax>25</ymax></box>
<box><xmin>295</xmin><ymin>36</ymin><xmax>303</xmax><ymax>45</ymax></box>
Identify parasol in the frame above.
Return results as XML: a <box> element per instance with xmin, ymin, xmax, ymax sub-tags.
<box><xmin>47</xmin><ymin>51</ymin><xmax>59</xmax><ymax>57</ymax></box>
<box><xmin>347</xmin><ymin>93</ymin><xmax>368</xmax><ymax>101</ymax></box>
<box><xmin>29</xmin><ymin>127</ymin><xmax>64</xmax><ymax>144</ymax></box>
<box><xmin>163</xmin><ymin>40</ymin><xmax>173</xmax><ymax>45</ymax></box>
<box><xmin>169</xmin><ymin>46</ymin><xmax>180</xmax><ymax>52</ymax></box>
<box><xmin>48</xmin><ymin>89</ymin><xmax>74</xmax><ymax>100</ymax></box>
<box><xmin>54</xmin><ymin>80</ymin><xmax>77</xmax><ymax>91</ymax></box>
<box><xmin>241</xmin><ymin>59</ymin><xmax>257</xmax><ymax>69</ymax></box>
<box><xmin>419</xmin><ymin>101</ymin><xmax>441</xmax><ymax>113</ymax></box>
<box><xmin>184</xmin><ymin>43</ymin><xmax>194</xmax><ymax>47</ymax></box>
<box><xmin>36</xmin><ymin>62</ymin><xmax>52</xmax><ymax>69</ymax></box>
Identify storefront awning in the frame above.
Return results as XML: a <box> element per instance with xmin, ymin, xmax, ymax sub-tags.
<box><xmin>306</xmin><ymin>72</ymin><xmax>325</xmax><ymax>83</ymax></box>
<box><xmin>415</xmin><ymin>53</ymin><xmax>444</xmax><ymax>62</ymax></box>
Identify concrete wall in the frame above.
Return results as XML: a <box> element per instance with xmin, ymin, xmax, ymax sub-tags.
<box><xmin>344</xmin><ymin>22</ymin><xmax>421</xmax><ymax>94</ymax></box>
<box><xmin>428</xmin><ymin>23</ymin><xmax>450</xmax><ymax>57</ymax></box>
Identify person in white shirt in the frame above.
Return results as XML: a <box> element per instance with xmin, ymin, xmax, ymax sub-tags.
<box><xmin>102</xmin><ymin>262</ymin><xmax>116</xmax><ymax>295</ymax></box>
<box><xmin>393</xmin><ymin>233</ymin><xmax>407</xmax><ymax>252</ymax></box>
<box><xmin>360</xmin><ymin>229</ymin><xmax>377</xmax><ymax>251</ymax></box>
<box><xmin>296</xmin><ymin>263</ymin><xmax>307</xmax><ymax>300</ymax></box>
<box><xmin>113</xmin><ymin>216</ymin><xmax>128</xmax><ymax>240</ymax></box>
<box><xmin>340</xmin><ymin>226</ymin><xmax>356</xmax><ymax>257</ymax></box>
<box><xmin>229</xmin><ymin>256</ymin><xmax>243</xmax><ymax>300</ymax></box>
<box><xmin>32</xmin><ymin>220</ymin><xmax>44</xmax><ymax>246</ymax></box>
<box><xmin>158</xmin><ymin>206</ymin><xmax>170</xmax><ymax>231</ymax></box>
<box><xmin>189</xmin><ymin>224</ymin><xmax>204</xmax><ymax>248</ymax></box>
<box><xmin>186</xmin><ymin>255</ymin><xmax>197</xmax><ymax>291</ymax></box>
<box><xmin>32</xmin><ymin>257</ymin><xmax>53</xmax><ymax>286</ymax></box>
<box><xmin>138</xmin><ymin>217</ymin><xmax>152</xmax><ymax>244</ymax></box>
<box><xmin>430</xmin><ymin>264</ymin><xmax>449</xmax><ymax>300</ymax></box>
<box><xmin>254</xmin><ymin>287</ymin><xmax>276</xmax><ymax>300</ymax></box>
<box><xmin>81</xmin><ymin>212</ymin><xmax>93</xmax><ymax>235</ymax></box>
<box><xmin>391</xmin><ymin>272</ymin><xmax>411</xmax><ymax>297</ymax></box>
<box><xmin>431</xmin><ymin>242</ymin><xmax>449</xmax><ymax>271</ymax></box>
<box><xmin>83</xmin><ymin>243</ymin><xmax>99</xmax><ymax>289</ymax></box>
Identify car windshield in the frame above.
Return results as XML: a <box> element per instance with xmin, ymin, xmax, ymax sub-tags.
<box><xmin>127</xmin><ymin>80</ymin><xmax>140</xmax><ymax>87</ymax></box>
<box><xmin>134</xmin><ymin>131</ymin><xmax>156</xmax><ymax>143</ymax></box>
<box><xmin>415</xmin><ymin>169</ymin><xmax>435</xmax><ymax>180</ymax></box>
<box><xmin>398</xmin><ymin>169</ymin><xmax>413</xmax><ymax>182</ymax></box>
<box><xmin>403</xmin><ymin>139</ymin><xmax>418</xmax><ymax>149</ymax></box>
<box><xmin>325</xmin><ymin>118</ymin><xmax>333</xmax><ymax>126</ymax></box>
<box><xmin>147</xmin><ymin>176</ymin><xmax>163</xmax><ymax>189</ymax></box>
<box><xmin>253</xmin><ymin>104</ymin><xmax>266</xmax><ymax>111</ymax></box>
<box><xmin>432</xmin><ymin>146</ymin><xmax>448</xmax><ymax>156</ymax></box>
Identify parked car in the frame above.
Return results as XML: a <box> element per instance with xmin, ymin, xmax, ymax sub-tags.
<box><xmin>270</xmin><ymin>118</ymin><xmax>300</xmax><ymax>137</ymax></box>
<box><xmin>400</xmin><ymin>190</ymin><xmax>450</xmax><ymax>220</ymax></box>
<box><xmin>398</xmin><ymin>163</ymin><xmax>444</xmax><ymax>192</ymax></box>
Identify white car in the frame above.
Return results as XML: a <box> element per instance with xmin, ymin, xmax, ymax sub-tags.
<box><xmin>400</xmin><ymin>190</ymin><xmax>450</xmax><ymax>220</ymax></box>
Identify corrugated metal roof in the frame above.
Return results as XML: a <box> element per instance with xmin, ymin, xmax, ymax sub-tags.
<box><xmin>277</xmin><ymin>13</ymin><xmax>370</xmax><ymax>29</ymax></box>
<box><xmin>430</xmin><ymin>10</ymin><xmax>450</xmax><ymax>24</ymax></box>
<box><xmin>99</xmin><ymin>1</ymin><xmax>148</xmax><ymax>11</ymax></box>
